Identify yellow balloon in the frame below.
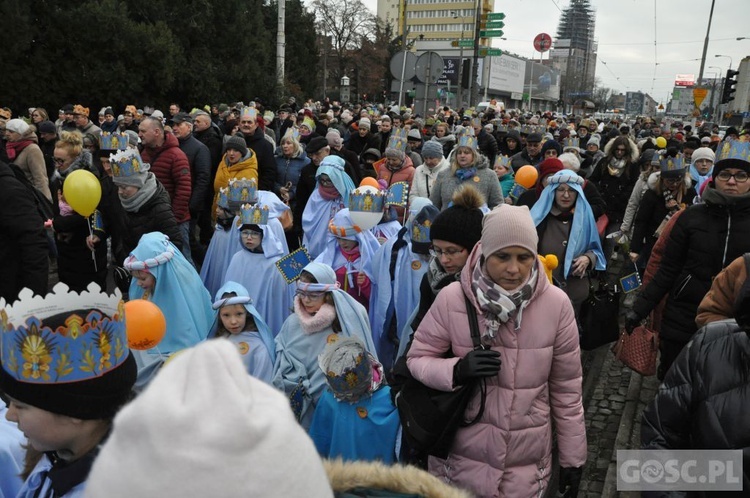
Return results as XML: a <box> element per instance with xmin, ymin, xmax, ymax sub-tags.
<box><xmin>655</xmin><ymin>136</ymin><xmax>667</xmax><ymax>149</ymax></box>
<box><xmin>63</xmin><ymin>170</ymin><xmax>102</xmax><ymax>217</ymax></box>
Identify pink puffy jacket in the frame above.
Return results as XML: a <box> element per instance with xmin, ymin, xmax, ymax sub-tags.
<box><xmin>407</xmin><ymin>243</ymin><xmax>587</xmax><ymax>498</ymax></box>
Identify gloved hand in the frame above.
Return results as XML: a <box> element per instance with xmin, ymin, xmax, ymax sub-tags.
<box><xmin>624</xmin><ymin>309</ymin><xmax>642</xmax><ymax>335</ymax></box>
<box><xmin>558</xmin><ymin>466</ymin><xmax>583</xmax><ymax>497</ymax></box>
<box><xmin>453</xmin><ymin>349</ymin><xmax>501</xmax><ymax>386</ymax></box>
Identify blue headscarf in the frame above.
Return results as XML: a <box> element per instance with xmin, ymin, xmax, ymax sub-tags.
<box><xmin>209</xmin><ymin>281</ymin><xmax>276</xmax><ymax>364</ymax></box>
<box><xmin>125</xmin><ymin>232</ymin><xmax>213</xmax><ymax>353</ymax></box>
<box><xmin>316</xmin><ymin>155</ymin><xmax>355</xmax><ymax>204</ymax></box>
<box><xmin>529</xmin><ymin>171</ymin><xmax>605</xmax><ymax>277</ymax></box>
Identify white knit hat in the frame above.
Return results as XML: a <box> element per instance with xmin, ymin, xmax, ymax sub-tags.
<box><xmin>84</xmin><ymin>340</ymin><xmax>334</xmax><ymax>498</ymax></box>
<box><xmin>691</xmin><ymin>146</ymin><xmax>715</xmax><ymax>166</ymax></box>
<box><xmin>5</xmin><ymin>118</ymin><xmax>29</xmax><ymax>135</ymax></box>
<box><xmin>481</xmin><ymin>204</ymin><xmax>538</xmax><ymax>258</ymax></box>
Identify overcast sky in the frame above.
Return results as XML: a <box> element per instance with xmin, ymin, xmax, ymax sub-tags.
<box><xmin>361</xmin><ymin>0</ymin><xmax>749</xmax><ymax>104</ymax></box>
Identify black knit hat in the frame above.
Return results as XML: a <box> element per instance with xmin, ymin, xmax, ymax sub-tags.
<box><xmin>225</xmin><ymin>133</ymin><xmax>248</xmax><ymax>156</ymax></box>
<box><xmin>429</xmin><ymin>185</ymin><xmax>485</xmax><ymax>251</ymax></box>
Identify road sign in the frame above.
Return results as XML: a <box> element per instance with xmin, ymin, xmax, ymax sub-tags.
<box><xmin>486</xmin><ymin>12</ymin><xmax>506</xmax><ymax>20</ymax></box>
<box><xmin>389</xmin><ymin>51</ymin><xmax>417</xmax><ymax>81</ymax></box>
<box><xmin>481</xmin><ymin>21</ymin><xmax>505</xmax><ymax>29</ymax></box>
<box><xmin>450</xmin><ymin>39</ymin><xmax>474</xmax><ymax>48</ymax></box>
<box><xmin>415</xmin><ymin>51</ymin><xmax>445</xmax><ymax>85</ymax></box>
<box><xmin>533</xmin><ymin>32</ymin><xmax>552</xmax><ymax>52</ymax></box>
<box><xmin>480</xmin><ymin>29</ymin><xmax>504</xmax><ymax>38</ymax></box>
<box><xmin>479</xmin><ymin>48</ymin><xmax>503</xmax><ymax>57</ymax></box>
<box><xmin>693</xmin><ymin>87</ymin><xmax>708</xmax><ymax>107</ymax></box>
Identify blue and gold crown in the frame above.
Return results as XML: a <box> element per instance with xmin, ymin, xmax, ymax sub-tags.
<box><xmin>240</xmin><ymin>203</ymin><xmax>270</xmax><ymax>226</ymax></box>
<box><xmin>241</xmin><ymin>106</ymin><xmax>257</xmax><ymax>122</ymax></box>
<box><xmin>717</xmin><ymin>140</ymin><xmax>750</xmax><ymax>163</ymax></box>
<box><xmin>494</xmin><ymin>155</ymin><xmax>512</xmax><ymax>170</ymax></box>
<box><xmin>319</xmin><ymin>337</ymin><xmax>373</xmax><ymax>402</ymax></box>
<box><xmin>457</xmin><ymin>128</ymin><xmax>477</xmax><ymax>149</ymax></box>
<box><xmin>0</xmin><ymin>283</ymin><xmax>129</xmax><ymax>384</ymax></box>
<box><xmin>282</xmin><ymin>127</ymin><xmax>300</xmax><ymax>142</ymax></box>
<box><xmin>660</xmin><ymin>154</ymin><xmax>686</xmax><ymax>174</ymax></box>
<box><xmin>110</xmin><ymin>148</ymin><xmax>148</xmax><ymax>178</ymax></box>
<box><xmin>496</xmin><ymin>124</ymin><xmax>508</xmax><ymax>133</ymax></box>
<box><xmin>349</xmin><ymin>187</ymin><xmax>385</xmax><ymax>214</ymax></box>
<box><xmin>228</xmin><ymin>178</ymin><xmax>257</xmax><ymax>204</ymax></box>
<box><xmin>520</xmin><ymin>125</ymin><xmax>533</xmax><ymax>135</ymax></box>
<box><xmin>410</xmin><ymin>217</ymin><xmax>431</xmax><ymax>244</ymax></box>
<box><xmin>563</xmin><ymin>137</ymin><xmax>580</xmax><ymax>150</ymax></box>
<box><xmin>217</xmin><ymin>187</ymin><xmax>230</xmax><ymax>210</ymax></box>
<box><xmin>99</xmin><ymin>132</ymin><xmax>128</xmax><ymax>151</ymax></box>
<box><xmin>386</xmin><ymin>128</ymin><xmax>408</xmax><ymax>152</ymax></box>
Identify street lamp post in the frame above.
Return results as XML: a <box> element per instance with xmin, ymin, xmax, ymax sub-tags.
<box><xmin>452</xmin><ymin>11</ymin><xmax>465</xmax><ymax>108</ymax></box>
<box><xmin>708</xmin><ymin>65</ymin><xmax>723</xmax><ymax>121</ymax></box>
<box><xmin>715</xmin><ymin>54</ymin><xmax>733</xmax><ymax>70</ymax></box>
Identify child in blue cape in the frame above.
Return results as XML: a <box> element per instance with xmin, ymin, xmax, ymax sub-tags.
<box><xmin>369</xmin><ymin>198</ymin><xmax>439</xmax><ymax>373</ymax></box>
<box><xmin>199</xmin><ymin>185</ymin><xmax>243</xmax><ymax>299</ymax></box>
<box><xmin>302</xmin><ymin>155</ymin><xmax>355</xmax><ymax>258</ymax></box>
<box><xmin>210</xmin><ymin>281</ymin><xmax>276</xmax><ymax>383</ymax></box>
<box><xmin>273</xmin><ymin>262</ymin><xmax>378</xmax><ymax>430</ymax></box>
<box><xmin>309</xmin><ymin>337</ymin><xmax>400</xmax><ymax>464</ymax></box>
<box><xmin>223</xmin><ymin>196</ymin><xmax>294</xmax><ymax>336</ymax></box>
<box><xmin>124</xmin><ymin>231</ymin><xmax>214</xmax><ymax>387</ymax></box>
<box><xmin>314</xmin><ymin>208</ymin><xmax>380</xmax><ymax>311</ymax></box>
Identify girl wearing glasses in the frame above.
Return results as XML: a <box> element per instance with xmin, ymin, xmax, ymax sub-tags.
<box><xmin>629</xmin><ymin>154</ymin><xmax>696</xmax><ymax>270</ymax></box>
<box><xmin>626</xmin><ymin>141</ymin><xmax>750</xmax><ymax>379</ymax></box>
<box><xmin>273</xmin><ymin>262</ymin><xmax>378</xmax><ymax>429</ymax></box>
<box><xmin>224</xmin><ymin>193</ymin><xmax>294</xmax><ymax>337</ymax></box>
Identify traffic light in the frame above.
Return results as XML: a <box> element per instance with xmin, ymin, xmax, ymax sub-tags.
<box><xmin>461</xmin><ymin>59</ymin><xmax>471</xmax><ymax>88</ymax></box>
<box><xmin>721</xmin><ymin>69</ymin><xmax>739</xmax><ymax>104</ymax></box>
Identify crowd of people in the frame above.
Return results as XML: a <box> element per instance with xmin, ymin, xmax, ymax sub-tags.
<box><xmin>1</xmin><ymin>97</ymin><xmax>749</xmax><ymax>497</ymax></box>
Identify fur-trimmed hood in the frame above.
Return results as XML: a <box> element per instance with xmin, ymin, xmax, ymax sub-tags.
<box><xmin>603</xmin><ymin>136</ymin><xmax>639</xmax><ymax>164</ymax></box>
<box><xmin>323</xmin><ymin>459</ymin><xmax>473</xmax><ymax>498</ymax></box>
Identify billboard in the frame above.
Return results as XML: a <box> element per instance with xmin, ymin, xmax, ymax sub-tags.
<box><xmin>487</xmin><ymin>55</ymin><xmax>526</xmax><ymax>94</ymax></box>
<box><xmin>524</xmin><ymin>61</ymin><xmax>561</xmax><ymax>100</ymax></box>
<box><xmin>437</xmin><ymin>57</ymin><xmax>461</xmax><ymax>86</ymax></box>
<box><xmin>625</xmin><ymin>92</ymin><xmax>645</xmax><ymax>114</ymax></box>
<box><xmin>674</xmin><ymin>74</ymin><xmax>695</xmax><ymax>87</ymax></box>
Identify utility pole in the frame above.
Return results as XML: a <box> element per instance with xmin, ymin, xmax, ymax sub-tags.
<box><xmin>276</xmin><ymin>0</ymin><xmax>286</xmax><ymax>88</ymax></box>
<box><xmin>452</xmin><ymin>11</ymin><xmax>465</xmax><ymax>108</ymax></box>
<box><xmin>397</xmin><ymin>0</ymin><xmax>409</xmax><ymax>107</ymax></box>
<box><xmin>469</xmin><ymin>0</ymin><xmax>481</xmax><ymax>107</ymax></box>
<box><xmin>697</xmin><ymin>0</ymin><xmax>716</xmax><ymax>84</ymax></box>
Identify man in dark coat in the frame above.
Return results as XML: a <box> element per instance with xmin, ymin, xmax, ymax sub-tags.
<box><xmin>0</xmin><ymin>161</ymin><xmax>49</xmax><ymax>301</ymax></box>
<box><xmin>510</xmin><ymin>132</ymin><xmax>544</xmax><ymax>171</ymax></box>
<box><xmin>238</xmin><ymin>108</ymin><xmax>276</xmax><ymax>192</ymax></box>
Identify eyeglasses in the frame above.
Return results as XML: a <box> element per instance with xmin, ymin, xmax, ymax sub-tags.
<box><xmin>716</xmin><ymin>171</ymin><xmax>749</xmax><ymax>183</ymax></box>
<box><xmin>429</xmin><ymin>247</ymin><xmax>465</xmax><ymax>258</ymax></box>
<box><xmin>53</xmin><ymin>157</ymin><xmax>66</xmax><ymax>164</ymax></box>
<box><xmin>557</xmin><ymin>188</ymin><xmax>575</xmax><ymax>196</ymax></box>
<box><xmin>662</xmin><ymin>177</ymin><xmax>681</xmax><ymax>184</ymax></box>
<box><xmin>295</xmin><ymin>290</ymin><xmax>326</xmax><ymax>300</ymax></box>
<box><xmin>240</xmin><ymin>229</ymin><xmax>262</xmax><ymax>238</ymax></box>
<box><xmin>318</xmin><ymin>178</ymin><xmax>334</xmax><ymax>187</ymax></box>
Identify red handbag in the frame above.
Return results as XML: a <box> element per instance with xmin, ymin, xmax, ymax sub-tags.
<box><xmin>612</xmin><ymin>324</ymin><xmax>659</xmax><ymax>377</ymax></box>
<box><xmin>596</xmin><ymin>214</ymin><xmax>609</xmax><ymax>237</ymax></box>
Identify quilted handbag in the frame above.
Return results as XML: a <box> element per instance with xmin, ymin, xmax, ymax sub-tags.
<box><xmin>612</xmin><ymin>324</ymin><xmax>659</xmax><ymax>376</ymax></box>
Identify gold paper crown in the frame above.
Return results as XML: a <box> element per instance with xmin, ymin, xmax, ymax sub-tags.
<box><xmin>386</xmin><ymin>128</ymin><xmax>408</xmax><ymax>152</ymax></box>
<box><xmin>241</xmin><ymin>107</ymin><xmax>257</xmax><ymax>122</ymax></box>
<box><xmin>717</xmin><ymin>141</ymin><xmax>750</xmax><ymax>163</ymax></box>
<box><xmin>349</xmin><ymin>188</ymin><xmax>385</xmax><ymax>213</ymax></box>
<box><xmin>217</xmin><ymin>187</ymin><xmax>230</xmax><ymax>210</ymax></box>
<box><xmin>457</xmin><ymin>129</ymin><xmax>477</xmax><ymax>149</ymax></box>
<box><xmin>240</xmin><ymin>203</ymin><xmax>270</xmax><ymax>226</ymax></box>
<box><xmin>660</xmin><ymin>154</ymin><xmax>685</xmax><ymax>173</ymax></box>
<box><xmin>228</xmin><ymin>178</ymin><xmax>257</xmax><ymax>204</ymax></box>
<box><xmin>99</xmin><ymin>132</ymin><xmax>129</xmax><ymax>151</ymax></box>
<box><xmin>494</xmin><ymin>155</ymin><xmax>512</xmax><ymax>169</ymax></box>
<box><xmin>110</xmin><ymin>148</ymin><xmax>147</xmax><ymax>178</ymax></box>
<box><xmin>73</xmin><ymin>105</ymin><xmax>89</xmax><ymax>116</ymax></box>
<box><xmin>563</xmin><ymin>137</ymin><xmax>580</xmax><ymax>149</ymax></box>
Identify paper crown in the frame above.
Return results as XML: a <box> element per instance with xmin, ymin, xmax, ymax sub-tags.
<box><xmin>386</xmin><ymin>128</ymin><xmax>408</xmax><ymax>152</ymax></box>
<box><xmin>386</xmin><ymin>181</ymin><xmax>409</xmax><ymax>207</ymax></box>
<box><xmin>349</xmin><ymin>187</ymin><xmax>385</xmax><ymax>214</ymax></box>
<box><xmin>494</xmin><ymin>155</ymin><xmax>512</xmax><ymax>170</ymax></box>
<box><xmin>319</xmin><ymin>337</ymin><xmax>372</xmax><ymax>401</ymax></box>
<box><xmin>240</xmin><ymin>203</ymin><xmax>270</xmax><ymax>226</ymax></box>
<box><xmin>520</xmin><ymin>125</ymin><xmax>532</xmax><ymax>135</ymax></box>
<box><xmin>110</xmin><ymin>148</ymin><xmax>148</xmax><ymax>178</ymax></box>
<box><xmin>0</xmin><ymin>282</ymin><xmax>129</xmax><ymax>384</ymax></box>
<box><xmin>301</xmin><ymin>117</ymin><xmax>316</xmax><ymax>132</ymax></box>
<box><xmin>228</xmin><ymin>178</ymin><xmax>258</xmax><ymax>204</ymax></box>
<box><xmin>282</xmin><ymin>127</ymin><xmax>300</xmax><ymax>142</ymax></box>
<box><xmin>410</xmin><ymin>216</ymin><xmax>431</xmax><ymax>244</ymax></box>
<box><xmin>496</xmin><ymin>124</ymin><xmax>508</xmax><ymax>133</ymax></box>
<box><xmin>660</xmin><ymin>154</ymin><xmax>686</xmax><ymax>173</ymax></box>
<box><xmin>457</xmin><ymin>128</ymin><xmax>477</xmax><ymax>149</ymax></box>
<box><xmin>471</xmin><ymin>117</ymin><xmax>481</xmax><ymax>128</ymax></box>
<box><xmin>717</xmin><ymin>141</ymin><xmax>750</xmax><ymax>163</ymax></box>
<box><xmin>99</xmin><ymin>132</ymin><xmax>129</xmax><ymax>151</ymax></box>
<box><xmin>241</xmin><ymin>107</ymin><xmax>257</xmax><ymax>122</ymax></box>
<box><xmin>73</xmin><ymin>104</ymin><xmax>89</xmax><ymax>116</ymax></box>
<box><xmin>217</xmin><ymin>187</ymin><xmax>230</xmax><ymax>210</ymax></box>
<box><xmin>563</xmin><ymin>137</ymin><xmax>580</xmax><ymax>149</ymax></box>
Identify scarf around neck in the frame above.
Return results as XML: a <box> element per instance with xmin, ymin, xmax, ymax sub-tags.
<box><xmin>294</xmin><ymin>298</ymin><xmax>337</xmax><ymax>334</ymax></box>
<box><xmin>318</xmin><ymin>183</ymin><xmax>341</xmax><ymax>200</ymax></box>
<box><xmin>471</xmin><ymin>258</ymin><xmax>538</xmax><ymax>338</ymax></box>
<box><xmin>119</xmin><ymin>172</ymin><xmax>158</xmax><ymax>212</ymax></box>
<box><xmin>5</xmin><ymin>139</ymin><xmax>34</xmax><ymax>160</ymax></box>
<box><xmin>607</xmin><ymin>157</ymin><xmax>627</xmax><ymax>177</ymax></box>
<box><xmin>427</xmin><ymin>257</ymin><xmax>455</xmax><ymax>295</ymax></box>
<box><xmin>455</xmin><ymin>166</ymin><xmax>477</xmax><ymax>181</ymax></box>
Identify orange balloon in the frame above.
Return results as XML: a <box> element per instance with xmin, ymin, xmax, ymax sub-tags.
<box><xmin>360</xmin><ymin>177</ymin><xmax>380</xmax><ymax>189</ymax></box>
<box><xmin>124</xmin><ymin>300</ymin><xmax>167</xmax><ymax>350</ymax></box>
<box><xmin>515</xmin><ymin>165</ymin><xmax>539</xmax><ymax>189</ymax></box>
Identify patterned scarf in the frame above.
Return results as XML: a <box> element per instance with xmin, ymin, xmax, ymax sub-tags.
<box><xmin>455</xmin><ymin>166</ymin><xmax>477</xmax><ymax>181</ymax></box>
<box><xmin>471</xmin><ymin>257</ymin><xmax>538</xmax><ymax>338</ymax></box>
<box><xmin>607</xmin><ymin>157</ymin><xmax>627</xmax><ymax>177</ymax></box>
<box><xmin>654</xmin><ymin>186</ymin><xmax>683</xmax><ymax>238</ymax></box>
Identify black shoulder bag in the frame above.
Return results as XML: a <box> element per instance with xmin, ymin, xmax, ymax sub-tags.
<box><xmin>395</xmin><ymin>292</ymin><xmax>487</xmax><ymax>459</ymax></box>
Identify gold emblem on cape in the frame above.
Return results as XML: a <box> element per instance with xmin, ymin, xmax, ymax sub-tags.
<box><xmin>356</xmin><ymin>407</ymin><xmax>368</xmax><ymax>418</ymax></box>
<box><xmin>411</xmin><ymin>260</ymin><xmax>422</xmax><ymax>270</ymax></box>
<box><xmin>326</xmin><ymin>333</ymin><xmax>339</xmax><ymax>344</ymax></box>
<box><xmin>237</xmin><ymin>342</ymin><xmax>250</xmax><ymax>355</ymax></box>
<box><xmin>473</xmin><ymin>176</ymin><xmax>480</xmax><ymax>182</ymax></box>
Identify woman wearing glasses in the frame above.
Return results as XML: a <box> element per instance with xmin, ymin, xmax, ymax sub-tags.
<box><xmin>626</xmin><ymin>141</ymin><xmax>750</xmax><ymax>379</ymax></box>
<box><xmin>629</xmin><ymin>153</ymin><xmax>696</xmax><ymax>271</ymax></box>
<box><xmin>273</xmin><ymin>261</ymin><xmax>378</xmax><ymax>430</ymax></box>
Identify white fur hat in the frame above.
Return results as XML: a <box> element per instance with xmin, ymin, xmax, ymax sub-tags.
<box><xmin>5</xmin><ymin>118</ymin><xmax>29</xmax><ymax>135</ymax></box>
<box><xmin>84</xmin><ymin>340</ymin><xmax>333</xmax><ymax>498</ymax></box>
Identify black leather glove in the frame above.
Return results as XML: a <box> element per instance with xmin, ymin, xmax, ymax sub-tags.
<box><xmin>559</xmin><ymin>466</ymin><xmax>583</xmax><ymax>497</ymax></box>
<box><xmin>453</xmin><ymin>349</ymin><xmax>501</xmax><ymax>386</ymax></box>
<box><xmin>624</xmin><ymin>309</ymin><xmax>642</xmax><ymax>335</ymax></box>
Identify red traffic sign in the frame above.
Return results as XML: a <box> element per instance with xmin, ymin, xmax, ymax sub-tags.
<box><xmin>533</xmin><ymin>33</ymin><xmax>552</xmax><ymax>53</ymax></box>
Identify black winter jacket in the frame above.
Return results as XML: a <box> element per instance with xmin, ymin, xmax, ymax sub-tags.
<box><xmin>630</xmin><ymin>181</ymin><xmax>696</xmax><ymax>254</ymax></box>
<box><xmin>476</xmin><ymin>129</ymin><xmax>498</xmax><ymax>165</ymax></box>
<box><xmin>589</xmin><ymin>159</ymin><xmax>639</xmax><ymax>223</ymax></box>
<box><xmin>244</xmin><ymin>127</ymin><xmax>276</xmax><ymax>192</ymax></box>
<box><xmin>178</xmin><ymin>134</ymin><xmax>212</xmax><ymax>214</ymax></box>
<box><xmin>347</xmin><ymin>132</ymin><xmax>381</xmax><ymax>158</ymax></box>
<box><xmin>633</xmin><ymin>187</ymin><xmax>750</xmax><ymax>344</ymax></box>
<box><xmin>641</xmin><ymin>319</ymin><xmax>750</xmax><ymax>495</ymax></box>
